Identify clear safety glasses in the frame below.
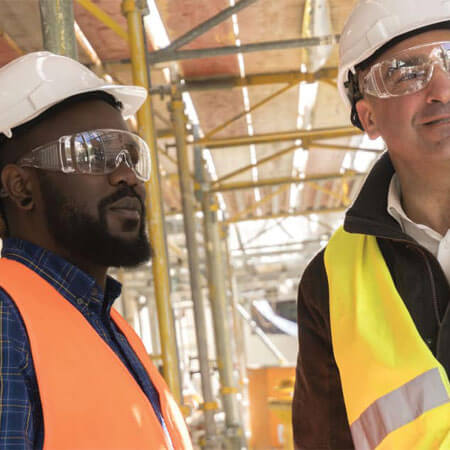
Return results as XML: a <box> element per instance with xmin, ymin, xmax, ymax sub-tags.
<box><xmin>17</xmin><ymin>129</ymin><xmax>151</xmax><ymax>181</ymax></box>
<box><xmin>362</xmin><ymin>41</ymin><xmax>450</xmax><ymax>98</ymax></box>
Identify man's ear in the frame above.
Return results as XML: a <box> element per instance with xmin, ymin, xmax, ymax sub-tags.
<box><xmin>355</xmin><ymin>99</ymin><xmax>380</xmax><ymax>139</ymax></box>
<box><xmin>1</xmin><ymin>165</ymin><xmax>35</xmax><ymax>211</ymax></box>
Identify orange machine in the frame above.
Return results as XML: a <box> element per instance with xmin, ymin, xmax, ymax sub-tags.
<box><xmin>248</xmin><ymin>366</ymin><xmax>295</xmax><ymax>450</ymax></box>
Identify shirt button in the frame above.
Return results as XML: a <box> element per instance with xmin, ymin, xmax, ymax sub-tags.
<box><xmin>77</xmin><ymin>298</ymin><xmax>84</xmax><ymax>305</ymax></box>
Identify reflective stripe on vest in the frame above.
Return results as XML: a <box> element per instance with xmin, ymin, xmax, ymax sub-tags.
<box><xmin>324</xmin><ymin>227</ymin><xmax>450</xmax><ymax>449</ymax></box>
<box><xmin>0</xmin><ymin>258</ymin><xmax>193</xmax><ymax>450</ymax></box>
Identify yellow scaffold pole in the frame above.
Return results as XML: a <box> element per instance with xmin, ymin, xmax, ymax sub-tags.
<box><xmin>122</xmin><ymin>0</ymin><xmax>182</xmax><ymax>402</ymax></box>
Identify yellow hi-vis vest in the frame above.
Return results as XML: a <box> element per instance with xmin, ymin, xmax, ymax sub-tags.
<box><xmin>324</xmin><ymin>227</ymin><xmax>450</xmax><ymax>450</ymax></box>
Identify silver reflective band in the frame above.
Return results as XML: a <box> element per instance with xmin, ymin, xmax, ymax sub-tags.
<box><xmin>351</xmin><ymin>368</ymin><xmax>449</xmax><ymax>450</ymax></box>
<box><xmin>362</xmin><ymin>41</ymin><xmax>450</xmax><ymax>98</ymax></box>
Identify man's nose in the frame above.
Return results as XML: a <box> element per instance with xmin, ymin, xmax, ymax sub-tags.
<box><xmin>426</xmin><ymin>64</ymin><xmax>450</xmax><ymax>103</ymax></box>
<box><xmin>108</xmin><ymin>161</ymin><xmax>141</xmax><ymax>187</ymax></box>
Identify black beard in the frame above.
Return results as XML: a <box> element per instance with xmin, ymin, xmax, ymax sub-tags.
<box><xmin>38</xmin><ymin>174</ymin><xmax>152</xmax><ymax>268</ymax></box>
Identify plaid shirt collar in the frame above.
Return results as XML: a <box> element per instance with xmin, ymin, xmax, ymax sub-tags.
<box><xmin>1</xmin><ymin>237</ymin><xmax>121</xmax><ymax>317</ymax></box>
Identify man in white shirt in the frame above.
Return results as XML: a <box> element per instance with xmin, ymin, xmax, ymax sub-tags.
<box><xmin>292</xmin><ymin>0</ymin><xmax>449</xmax><ymax>448</ymax></box>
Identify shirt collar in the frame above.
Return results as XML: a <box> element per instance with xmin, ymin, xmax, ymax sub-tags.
<box><xmin>387</xmin><ymin>174</ymin><xmax>406</xmax><ymax>227</ymax></box>
<box><xmin>344</xmin><ymin>152</ymin><xmax>409</xmax><ymax>241</ymax></box>
<box><xmin>1</xmin><ymin>237</ymin><xmax>121</xmax><ymax>316</ymax></box>
<box><xmin>387</xmin><ymin>173</ymin><xmax>443</xmax><ymax>241</ymax></box>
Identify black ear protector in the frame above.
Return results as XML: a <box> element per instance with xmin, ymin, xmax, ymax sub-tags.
<box><xmin>344</xmin><ymin>71</ymin><xmax>364</xmax><ymax>131</ymax></box>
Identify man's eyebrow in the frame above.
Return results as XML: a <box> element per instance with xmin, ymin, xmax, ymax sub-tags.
<box><xmin>403</xmin><ymin>55</ymin><xmax>428</xmax><ymax>64</ymax></box>
<box><xmin>385</xmin><ymin>55</ymin><xmax>427</xmax><ymax>66</ymax></box>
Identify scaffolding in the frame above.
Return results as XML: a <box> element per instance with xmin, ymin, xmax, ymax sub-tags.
<box><xmin>33</xmin><ymin>0</ymin><xmax>368</xmax><ymax>447</ymax></box>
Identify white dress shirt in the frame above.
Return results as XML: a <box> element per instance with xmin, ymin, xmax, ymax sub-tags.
<box><xmin>387</xmin><ymin>174</ymin><xmax>450</xmax><ymax>285</ymax></box>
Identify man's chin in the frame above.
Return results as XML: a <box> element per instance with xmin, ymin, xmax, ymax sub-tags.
<box><xmin>108</xmin><ymin>235</ymin><xmax>152</xmax><ymax>268</ymax></box>
<box><xmin>67</xmin><ymin>231</ymin><xmax>152</xmax><ymax>269</ymax></box>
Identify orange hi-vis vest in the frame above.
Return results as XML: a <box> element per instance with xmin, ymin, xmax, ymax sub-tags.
<box><xmin>0</xmin><ymin>258</ymin><xmax>193</xmax><ymax>450</ymax></box>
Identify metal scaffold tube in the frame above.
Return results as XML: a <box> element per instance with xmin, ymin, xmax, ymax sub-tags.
<box><xmin>210</xmin><ymin>171</ymin><xmax>365</xmax><ymax>193</ymax></box>
<box><xmin>201</xmin><ymin>188</ymin><xmax>245</xmax><ymax>449</ymax></box>
<box><xmin>148</xmin><ymin>35</ymin><xmax>338</xmax><ymax>64</ymax></box>
<box><xmin>236</xmin><ymin>304</ymin><xmax>288</xmax><ymax>365</ymax></box>
<box><xmin>76</xmin><ymin>0</ymin><xmax>129</xmax><ymax>42</ymax></box>
<box><xmin>223</xmin><ymin>234</ymin><xmax>248</xmax><ymax>391</ymax></box>
<box><xmin>197</xmin><ymin>126</ymin><xmax>361</xmax><ymax>149</ymax></box>
<box><xmin>149</xmin><ymin>68</ymin><xmax>338</xmax><ymax>95</ymax></box>
<box><xmin>39</xmin><ymin>0</ymin><xmax>78</xmax><ymax>59</ymax></box>
<box><xmin>121</xmin><ymin>0</ymin><xmax>182</xmax><ymax>402</ymax></box>
<box><xmin>222</xmin><ymin>233</ymin><xmax>249</xmax><ymax>434</ymax></box>
<box><xmin>163</xmin><ymin>0</ymin><xmax>259</xmax><ymax>52</ymax></box>
<box><xmin>170</xmin><ymin>84</ymin><xmax>218</xmax><ymax>448</ymax></box>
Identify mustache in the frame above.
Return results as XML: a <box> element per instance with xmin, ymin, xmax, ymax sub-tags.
<box><xmin>98</xmin><ymin>185</ymin><xmax>144</xmax><ymax>213</ymax></box>
<box><xmin>414</xmin><ymin>102</ymin><xmax>450</xmax><ymax>124</ymax></box>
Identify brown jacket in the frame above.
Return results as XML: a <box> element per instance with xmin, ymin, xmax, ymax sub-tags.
<box><xmin>292</xmin><ymin>153</ymin><xmax>450</xmax><ymax>449</ymax></box>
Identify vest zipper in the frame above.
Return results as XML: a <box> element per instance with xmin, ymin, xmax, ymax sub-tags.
<box><xmin>436</xmin><ymin>305</ymin><xmax>449</xmax><ymax>358</ymax></box>
<box><xmin>411</xmin><ymin>246</ymin><xmax>442</xmax><ymax>326</ymax></box>
<box><xmin>376</xmin><ymin>235</ymin><xmax>443</xmax><ymax>327</ymax></box>
<box><xmin>378</xmin><ymin>236</ymin><xmax>448</xmax><ymax>362</ymax></box>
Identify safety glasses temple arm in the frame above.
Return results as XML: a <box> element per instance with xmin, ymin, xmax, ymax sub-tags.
<box><xmin>18</xmin><ymin>142</ymin><xmax>63</xmax><ymax>171</ymax></box>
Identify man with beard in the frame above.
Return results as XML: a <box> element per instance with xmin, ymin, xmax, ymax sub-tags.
<box><xmin>0</xmin><ymin>52</ymin><xmax>192</xmax><ymax>449</ymax></box>
<box><xmin>292</xmin><ymin>0</ymin><xmax>449</xmax><ymax>449</ymax></box>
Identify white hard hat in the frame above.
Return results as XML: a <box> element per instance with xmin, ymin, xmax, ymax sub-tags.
<box><xmin>338</xmin><ymin>0</ymin><xmax>450</xmax><ymax>110</ymax></box>
<box><xmin>0</xmin><ymin>51</ymin><xmax>147</xmax><ymax>138</ymax></box>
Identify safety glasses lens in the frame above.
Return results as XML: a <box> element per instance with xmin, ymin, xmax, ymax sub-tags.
<box><xmin>73</xmin><ymin>131</ymin><xmax>107</xmax><ymax>173</ymax></box>
<box><xmin>72</xmin><ymin>130</ymin><xmax>150</xmax><ymax>181</ymax></box>
<box><xmin>380</xmin><ymin>61</ymin><xmax>433</xmax><ymax>96</ymax></box>
<box><xmin>364</xmin><ymin>41</ymin><xmax>450</xmax><ymax>98</ymax></box>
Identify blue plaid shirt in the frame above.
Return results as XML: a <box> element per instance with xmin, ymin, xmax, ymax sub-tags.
<box><xmin>0</xmin><ymin>238</ymin><xmax>166</xmax><ymax>449</ymax></box>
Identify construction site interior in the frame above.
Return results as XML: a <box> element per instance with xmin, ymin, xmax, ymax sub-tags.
<box><xmin>0</xmin><ymin>0</ymin><xmax>381</xmax><ymax>448</ymax></box>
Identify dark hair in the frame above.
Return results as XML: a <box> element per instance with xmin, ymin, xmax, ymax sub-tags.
<box><xmin>0</xmin><ymin>91</ymin><xmax>122</xmax><ymax>238</ymax></box>
<box><xmin>348</xmin><ymin>21</ymin><xmax>450</xmax><ymax>130</ymax></box>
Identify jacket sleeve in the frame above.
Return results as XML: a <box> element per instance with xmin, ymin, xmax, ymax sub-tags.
<box><xmin>292</xmin><ymin>250</ymin><xmax>354</xmax><ymax>450</ymax></box>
